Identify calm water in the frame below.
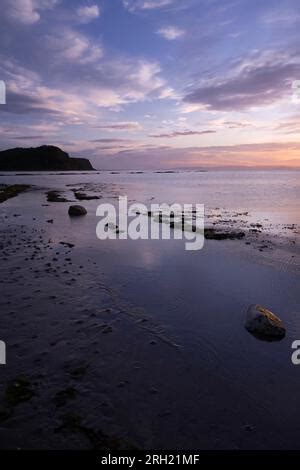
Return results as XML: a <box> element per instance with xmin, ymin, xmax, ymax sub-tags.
<box><xmin>1</xmin><ymin>169</ymin><xmax>300</xmax><ymax>224</ymax></box>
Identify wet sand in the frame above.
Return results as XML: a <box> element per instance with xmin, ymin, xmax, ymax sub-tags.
<box><xmin>0</xmin><ymin>177</ymin><xmax>300</xmax><ymax>449</ymax></box>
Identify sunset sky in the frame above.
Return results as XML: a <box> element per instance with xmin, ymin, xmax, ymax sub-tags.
<box><xmin>0</xmin><ymin>0</ymin><xmax>300</xmax><ymax>169</ymax></box>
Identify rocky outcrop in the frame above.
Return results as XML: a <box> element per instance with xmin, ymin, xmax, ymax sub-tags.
<box><xmin>0</xmin><ymin>146</ymin><xmax>94</xmax><ymax>171</ymax></box>
<box><xmin>245</xmin><ymin>304</ymin><xmax>286</xmax><ymax>341</ymax></box>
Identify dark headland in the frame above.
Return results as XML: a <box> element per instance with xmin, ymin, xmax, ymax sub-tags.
<box><xmin>0</xmin><ymin>145</ymin><xmax>94</xmax><ymax>171</ymax></box>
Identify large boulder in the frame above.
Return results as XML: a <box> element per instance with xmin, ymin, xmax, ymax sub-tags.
<box><xmin>68</xmin><ymin>205</ymin><xmax>87</xmax><ymax>217</ymax></box>
<box><xmin>245</xmin><ymin>304</ymin><xmax>285</xmax><ymax>341</ymax></box>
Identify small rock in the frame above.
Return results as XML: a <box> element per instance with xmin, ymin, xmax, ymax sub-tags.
<box><xmin>245</xmin><ymin>304</ymin><xmax>286</xmax><ymax>341</ymax></box>
<box><xmin>204</xmin><ymin>228</ymin><xmax>245</xmax><ymax>240</ymax></box>
<box><xmin>59</xmin><ymin>241</ymin><xmax>75</xmax><ymax>248</ymax></box>
<box><xmin>74</xmin><ymin>191</ymin><xmax>100</xmax><ymax>201</ymax></box>
<box><xmin>68</xmin><ymin>205</ymin><xmax>87</xmax><ymax>217</ymax></box>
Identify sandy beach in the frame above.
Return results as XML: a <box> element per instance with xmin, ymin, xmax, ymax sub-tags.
<box><xmin>0</xmin><ymin>170</ymin><xmax>299</xmax><ymax>450</ymax></box>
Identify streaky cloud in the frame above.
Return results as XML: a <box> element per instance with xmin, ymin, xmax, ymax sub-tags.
<box><xmin>184</xmin><ymin>51</ymin><xmax>300</xmax><ymax>110</ymax></box>
<box><xmin>150</xmin><ymin>130</ymin><xmax>216</xmax><ymax>138</ymax></box>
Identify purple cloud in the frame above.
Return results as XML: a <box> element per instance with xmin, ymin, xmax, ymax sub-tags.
<box><xmin>94</xmin><ymin>122</ymin><xmax>142</xmax><ymax>131</ymax></box>
<box><xmin>184</xmin><ymin>56</ymin><xmax>300</xmax><ymax>110</ymax></box>
<box><xmin>150</xmin><ymin>129</ymin><xmax>216</xmax><ymax>138</ymax></box>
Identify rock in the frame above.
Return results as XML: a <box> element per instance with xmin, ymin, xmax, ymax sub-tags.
<box><xmin>46</xmin><ymin>190</ymin><xmax>69</xmax><ymax>203</ymax></box>
<box><xmin>245</xmin><ymin>304</ymin><xmax>286</xmax><ymax>340</ymax></box>
<box><xmin>73</xmin><ymin>191</ymin><xmax>100</xmax><ymax>200</ymax></box>
<box><xmin>68</xmin><ymin>205</ymin><xmax>87</xmax><ymax>217</ymax></box>
<box><xmin>59</xmin><ymin>241</ymin><xmax>75</xmax><ymax>248</ymax></box>
<box><xmin>204</xmin><ymin>228</ymin><xmax>245</xmax><ymax>240</ymax></box>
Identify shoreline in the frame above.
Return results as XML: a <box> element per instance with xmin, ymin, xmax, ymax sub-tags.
<box><xmin>0</xmin><ymin>176</ymin><xmax>299</xmax><ymax>449</ymax></box>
